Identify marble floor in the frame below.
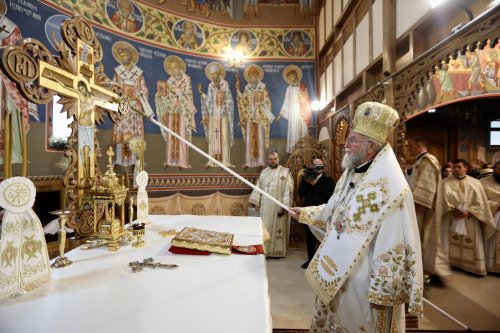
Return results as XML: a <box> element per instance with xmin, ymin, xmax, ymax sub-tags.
<box><xmin>267</xmin><ymin>249</ymin><xmax>500</xmax><ymax>331</ymax></box>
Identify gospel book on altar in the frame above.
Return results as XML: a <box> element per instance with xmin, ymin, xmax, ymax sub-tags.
<box><xmin>171</xmin><ymin>227</ymin><xmax>234</xmax><ymax>255</ymax></box>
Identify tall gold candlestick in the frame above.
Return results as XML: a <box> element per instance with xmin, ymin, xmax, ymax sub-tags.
<box><xmin>50</xmin><ymin>209</ymin><xmax>73</xmax><ymax>268</ymax></box>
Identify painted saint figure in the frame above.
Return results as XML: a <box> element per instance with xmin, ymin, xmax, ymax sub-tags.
<box><xmin>110</xmin><ymin>0</ymin><xmax>140</xmax><ymax>33</ymax></box>
<box><xmin>176</xmin><ymin>20</ymin><xmax>200</xmax><ymax>50</ymax></box>
<box><xmin>0</xmin><ymin>0</ymin><xmax>38</xmax><ymax>172</ymax></box>
<box><xmin>111</xmin><ymin>41</ymin><xmax>153</xmax><ymax>167</ymax></box>
<box><xmin>463</xmin><ymin>50</ymin><xmax>487</xmax><ymax>95</ymax></box>
<box><xmin>236</xmin><ymin>64</ymin><xmax>274</xmax><ymax>169</ymax></box>
<box><xmin>197</xmin><ymin>62</ymin><xmax>235</xmax><ymax>168</ymax></box>
<box><xmin>278</xmin><ymin>65</ymin><xmax>311</xmax><ymax>153</ymax></box>
<box><xmin>234</xmin><ymin>30</ymin><xmax>253</xmax><ymax>56</ymax></box>
<box><xmin>483</xmin><ymin>48</ymin><xmax>500</xmax><ymax>88</ymax></box>
<box><xmin>156</xmin><ymin>56</ymin><xmax>197</xmax><ymax>169</ymax></box>
<box><xmin>286</xmin><ymin>31</ymin><xmax>308</xmax><ymax>57</ymax></box>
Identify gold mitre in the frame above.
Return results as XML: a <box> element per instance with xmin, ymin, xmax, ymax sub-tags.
<box><xmin>351</xmin><ymin>102</ymin><xmax>400</xmax><ymax>143</ymax></box>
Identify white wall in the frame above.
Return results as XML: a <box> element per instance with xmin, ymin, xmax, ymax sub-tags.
<box><xmin>355</xmin><ymin>13</ymin><xmax>370</xmax><ymax>75</ymax></box>
<box><xmin>396</xmin><ymin>0</ymin><xmax>431</xmax><ymax>37</ymax></box>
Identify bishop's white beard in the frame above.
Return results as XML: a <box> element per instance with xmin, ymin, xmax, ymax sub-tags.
<box><xmin>341</xmin><ymin>150</ymin><xmax>368</xmax><ymax>171</ymax></box>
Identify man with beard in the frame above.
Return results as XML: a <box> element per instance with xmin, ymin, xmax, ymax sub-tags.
<box><xmin>291</xmin><ymin>102</ymin><xmax>423</xmax><ymax>332</ymax></box>
<box><xmin>480</xmin><ymin>160</ymin><xmax>500</xmax><ymax>273</ymax></box>
<box><xmin>439</xmin><ymin>159</ymin><xmax>495</xmax><ymax>276</ymax></box>
<box><xmin>249</xmin><ymin>152</ymin><xmax>293</xmax><ymax>257</ymax></box>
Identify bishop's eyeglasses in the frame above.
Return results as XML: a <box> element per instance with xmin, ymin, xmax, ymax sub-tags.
<box><xmin>345</xmin><ymin>136</ymin><xmax>372</xmax><ymax>145</ymax></box>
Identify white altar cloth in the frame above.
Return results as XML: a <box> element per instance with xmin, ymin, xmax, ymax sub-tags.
<box><xmin>0</xmin><ymin>215</ymin><xmax>272</xmax><ymax>333</ymax></box>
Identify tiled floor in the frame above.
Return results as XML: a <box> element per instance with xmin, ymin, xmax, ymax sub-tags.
<box><xmin>267</xmin><ymin>249</ymin><xmax>500</xmax><ymax>331</ymax></box>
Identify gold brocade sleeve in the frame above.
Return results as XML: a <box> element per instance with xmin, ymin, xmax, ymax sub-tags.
<box><xmin>298</xmin><ymin>205</ymin><xmax>327</xmax><ymax>231</ymax></box>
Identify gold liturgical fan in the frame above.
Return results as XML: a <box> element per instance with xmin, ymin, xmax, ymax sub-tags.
<box><xmin>83</xmin><ymin>147</ymin><xmax>131</xmax><ymax>250</ymax></box>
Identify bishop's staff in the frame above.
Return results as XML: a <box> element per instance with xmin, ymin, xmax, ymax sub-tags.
<box><xmin>118</xmin><ymin>98</ymin><xmax>293</xmax><ymax>214</ymax></box>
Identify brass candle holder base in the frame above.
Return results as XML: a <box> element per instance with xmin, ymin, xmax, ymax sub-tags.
<box><xmin>50</xmin><ymin>209</ymin><xmax>73</xmax><ymax>268</ymax></box>
<box><xmin>131</xmin><ymin>223</ymin><xmax>146</xmax><ymax>248</ymax></box>
<box><xmin>51</xmin><ymin>255</ymin><xmax>73</xmax><ymax>268</ymax></box>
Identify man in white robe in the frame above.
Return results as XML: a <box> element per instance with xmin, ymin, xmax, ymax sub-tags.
<box><xmin>407</xmin><ymin>137</ymin><xmax>451</xmax><ymax>279</ymax></box>
<box><xmin>439</xmin><ymin>159</ymin><xmax>496</xmax><ymax>276</ymax></box>
<box><xmin>249</xmin><ymin>152</ymin><xmax>293</xmax><ymax>257</ymax></box>
<box><xmin>292</xmin><ymin>102</ymin><xmax>423</xmax><ymax>333</ymax></box>
<box><xmin>480</xmin><ymin>160</ymin><xmax>500</xmax><ymax>273</ymax></box>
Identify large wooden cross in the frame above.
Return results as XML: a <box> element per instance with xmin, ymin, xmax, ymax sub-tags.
<box><xmin>0</xmin><ymin>16</ymin><xmax>125</xmax><ymax>236</ymax></box>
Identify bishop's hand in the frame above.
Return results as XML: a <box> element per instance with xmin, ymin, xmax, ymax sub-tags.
<box><xmin>289</xmin><ymin>207</ymin><xmax>301</xmax><ymax>219</ymax></box>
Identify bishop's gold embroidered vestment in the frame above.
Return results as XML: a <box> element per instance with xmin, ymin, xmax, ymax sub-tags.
<box><xmin>299</xmin><ymin>145</ymin><xmax>423</xmax><ymax>333</ymax></box>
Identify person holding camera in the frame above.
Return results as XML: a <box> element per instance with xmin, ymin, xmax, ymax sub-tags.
<box><xmin>297</xmin><ymin>158</ymin><xmax>335</xmax><ymax>269</ymax></box>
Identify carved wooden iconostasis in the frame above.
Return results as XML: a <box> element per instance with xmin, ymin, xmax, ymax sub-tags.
<box><xmin>0</xmin><ymin>0</ymin><xmax>317</xmax><ymax>238</ymax></box>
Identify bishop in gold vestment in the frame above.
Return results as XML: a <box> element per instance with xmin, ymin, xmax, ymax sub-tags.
<box><xmin>292</xmin><ymin>103</ymin><xmax>423</xmax><ymax>333</ymax></box>
<box><xmin>439</xmin><ymin>159</ymin><xmax>496</xmax><ymax>276</ymax></box>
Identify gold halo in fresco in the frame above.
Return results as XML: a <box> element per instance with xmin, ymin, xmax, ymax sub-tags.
<box><xmin>282</xmin><ymin>64</ymin><xmax>303</xmax><ymax>85</ymax></box>
<box><xmin>243</xmin><ymin>64</ymin><xmax>264</xmax><ymax>83</ymax></box>
<box><xmin>112</xmin><ymin>41</ymin><xmax>139</xmax><ymax>65</ymax></box>
<box><xmin>205</xmin><ymin>62</ymin><xmax>226</xmax><ymax>80</ymax></box>
<box><xmin>164</xmin><ymin>55</ymin><xmax>186</xmax><ymax>76</ymax></box>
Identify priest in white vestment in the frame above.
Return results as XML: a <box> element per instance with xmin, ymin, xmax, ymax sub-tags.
<box><xmin>407</xmin><ymin>137</ymin><xmax>451</xmax><ymax>279</ymax></box>
<box><xmin>249</xmin><ymin>152</ymin><xmax>293</xmax><ymax>257</ymax></box>
<box><xmin>480</xmin><ymin>161</ymin><xmax>500</xmax><ymax>273</ymax></box>
<box><xmin>439</xmin><ymin>159</ymin><xmax>496</xmax><ymax>276</ymax></box>
<box><xmin>292</xmin><ymin>102</ymin><xmax>423</xmax><ymax>333</ymax></box>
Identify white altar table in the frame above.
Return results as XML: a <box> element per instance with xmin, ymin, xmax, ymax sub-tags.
<box><xmin>0</xmin><ymin>215</ymin><xmax>272</xmax><ymax>333</ymax></box>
